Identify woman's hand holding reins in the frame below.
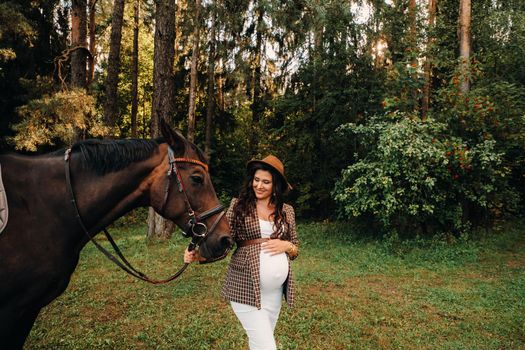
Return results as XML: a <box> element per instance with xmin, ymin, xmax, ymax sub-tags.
<box><xmin>184</xmin><ymin>248</ymin><xmax>198</xmax><ymax>263</ymax></box>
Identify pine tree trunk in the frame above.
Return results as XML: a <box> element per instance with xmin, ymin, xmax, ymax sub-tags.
<box><xmin>422</xmin><ymin>0</ymin><xmax>437</xmax><ymax>119</ymax></box>
<box><xmin>104</xmin><ymin>0</ymin><xmax>126</xmax><ymax>132</ymax></box>
<box><xmin>148</xmin><ymin>0</ymin><xmax>177</xmax><ymax>241</ymax></box>
<box><xmin>187</xmin><ymin>0</ymin><xmax>201</xmax><ymax>143</ymax></box>
<box><xmin>218</xmin><ymin>59</ymin><xmax>225</xmax><ymax>112</ymax></box>
<box><xmin>87</xmin><ymin>0</ymin><xmax>97</xmax><ymax>86</ymax></box>
<box><xmin>174</xmin><ymin>0</ymin><xmax>183</xmax><ymax>62</ymax></box>
<box><xmin>249</xmin><ymin>5</ymin><xmax>264</xmax><ymax>155</ymax></box>
<box><xmin>205</xmin><ymin>4</ymin><xmax>216</xmax><ymax>159</ymax></box>
<box><xmin>71</xmin><ymin>0</ymin><xmax>87</xmax><ymax>88</ymax></box>
<box><xmin>131</xmin><ymin>0</ymin><xmax>140</xmax><ymax>138</ymax></box>
<box><xmin>459</xmin><ymin>0</ymin><xmax>471</xmax><ymax>94</ymax></box>
<box><xmin>409</xmin><ymin>0</ymin><xmax>419</xmax><ymax>111</ymax></box>
<box><xmin>312</xmin><ymin>2</ymin><xmax>322</xmax><ymax>113</ymax></box>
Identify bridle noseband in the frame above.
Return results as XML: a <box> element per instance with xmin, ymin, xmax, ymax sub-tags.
<box><xmin>64</xmin><ymin>145</ymin><xmax>229</xmax><ymax>284</ymax></box>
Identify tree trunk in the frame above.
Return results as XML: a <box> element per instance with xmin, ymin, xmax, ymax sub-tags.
<box><xmin>71</xmin><ymin>0</ymin><xmax>87</xmax><ymax>88</ymax></box>
<box><xmin>422</xmin><ymin>0</ymin><xmax>437</xmax><ymax>119</ymax></box>
<box><xmin>148</xmin><ymin>0</ymin><xmax>177</xmax><ymax>241</ymax></box>
<box><xmin>142</xmin><ymin>84</ymin><xmax>148</xmax><ymax>138</ymax></box>
<box><xmin>87</xmin><ymin>0</ymin><xmax>97</xmax><ymax>86</ymax></box>
<box><xmin>150</xmin><ymin>0</ymin><xmax>176</xmax><ymax>139</ymax></box>
<box><xmin>409</xmin><ymin>0</ymin><xmax>417</xmax><ymax>49</ymax></box>
<box><xmin>409</xmin><ymin>0</ymin><xmax>419</xmax><ymax>110</ymax></box>
<box><xmin>131</xmin><ymin>0</ymin><xmax>140</xmax><ymax>138</ymax></box>
<box><xmin>104</xmin><ymin>0</ymin><xmax>126</xmax><ymax>132</ymax></box>
<box><xmin>174</xmin><ymin>0</ymin><xmax>184</xmax><ymax>63</ymax></box>
<box><xmin>249</xmin><ymin>5</ymin><xmax>264</xmax><ymax>155</ymax></box>
<box><xmin>187</xmin><ymin>0</ymin><xmax>201</xmax><ymax>143</ymax></box>
<box><xmin>217</xmin><ymin>58</ymin><xmax>225</xmax><ymax>112</ymax></box>
<box><xmin>312</xmin><ymin>1</ymin><xmax>322</xmax><ymax>113</ymax></box>
<box><xmin>205</xmin><ymin>4</ymin><xmax>216</xmax><ymax>159</ymax></box>
<box><xmin>459</xmin><ymin>0</ymin><xmax>471</xmax><ymax>94</ymax></box>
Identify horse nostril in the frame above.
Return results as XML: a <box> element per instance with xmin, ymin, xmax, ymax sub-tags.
<box><xmin>220</xmin><ymin>235</ymin><xmax>234</xmax><ymax>249</ymax></box>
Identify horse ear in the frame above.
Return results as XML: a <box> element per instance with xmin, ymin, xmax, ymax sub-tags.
<box><xmin>160</xmin><ymin>118</ymin><xmax>186</xmax><ymax>155</ymax></box>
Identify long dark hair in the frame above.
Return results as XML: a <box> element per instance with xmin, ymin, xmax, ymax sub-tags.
<box><xmin>233</xmin><ymin>162</ymin><xmax>290</xmax><ymax>240</ymax></box>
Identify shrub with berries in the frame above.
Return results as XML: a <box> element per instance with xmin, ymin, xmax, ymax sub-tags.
<box><xmin>333</xmin><ymin>114</ymin><xmax>514</xmax><ymax>237</ymax></box>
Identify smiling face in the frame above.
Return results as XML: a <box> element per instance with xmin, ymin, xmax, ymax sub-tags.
<box><xmin>252</xmin><ymin>169</ymin><xmax>274</xmax><ymax>202</ymax></box>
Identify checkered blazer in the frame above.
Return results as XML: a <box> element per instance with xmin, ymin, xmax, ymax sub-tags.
<box><xmin>221</xmin><ymin>198</ymin><xmax>299</xmax><ymax>309</ymax></box>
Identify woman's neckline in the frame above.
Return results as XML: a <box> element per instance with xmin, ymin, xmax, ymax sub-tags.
<box><xmin>258</xmin><ymin>217</ymin><xmax>272</xmax><ymax>223</ymax></box>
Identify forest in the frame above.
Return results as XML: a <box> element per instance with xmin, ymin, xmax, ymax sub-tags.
<box><xmin>1</xmin><ymin>0</ymin><xmax>524</xmax><ymax>237</ymax></box>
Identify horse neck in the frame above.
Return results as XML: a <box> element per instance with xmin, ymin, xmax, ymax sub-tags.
<box><xmin>69</xmin><ymin>149</ymin><xmax>165</xmax><ymax>235</ymax></box>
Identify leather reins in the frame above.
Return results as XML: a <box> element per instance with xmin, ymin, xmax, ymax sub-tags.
<box><xmin>64</xmin><ymin>145</ymin><xmax>227</xmax><ymax>284</ymax></box>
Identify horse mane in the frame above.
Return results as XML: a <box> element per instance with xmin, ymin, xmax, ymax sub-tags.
<box><xmin>70</xmin><ymin>139</ymin><xmax>161</xmax><ymax>175</ymax></box>
<box><xmin>64</xmin><ymin>136</ymin><xmax>208</xmax><ymax>176</ymax></box>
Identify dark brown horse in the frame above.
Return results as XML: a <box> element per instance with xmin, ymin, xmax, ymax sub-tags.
<box><xmin>0</xmin><ymin>120</ymin><xmax>232</xmax><ymax>349</ymax></box>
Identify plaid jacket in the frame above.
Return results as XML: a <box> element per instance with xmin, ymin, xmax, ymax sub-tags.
<box><xmin>221</xmin><ymin>198</ymin><xmax>299</xmax><ymax>309</ymax></box>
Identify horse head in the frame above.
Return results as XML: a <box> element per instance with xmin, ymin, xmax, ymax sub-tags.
<box><xmin>149</xmin><ymin>120</ymin><xmax>233</xmax><ymax>262</ymax></box>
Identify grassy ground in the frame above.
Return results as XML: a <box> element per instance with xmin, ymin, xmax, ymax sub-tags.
<box><xmin>25</xmin><ymin>220</ymin><xmax>525</xmax><ymax>350</ymax></box>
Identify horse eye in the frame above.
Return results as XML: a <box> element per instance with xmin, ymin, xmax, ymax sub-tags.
<box><xmin>191</xmin><ymin>175</ymin><xmax>204</xmax><ymax>185</ymax></box>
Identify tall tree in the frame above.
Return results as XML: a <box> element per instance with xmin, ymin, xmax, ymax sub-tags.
<box><xmin>249</xmin><ymin>2</ymin><xmax>265</xmax><ymax>155</ymax></box>
<box><xmin>104</xmin><ymin>0</ymin><xmax>126</xmax><ymax>131</ymax></box>
<box><xmin>148</xmin><ymin>0</ymin><xmax>176</xmax><ymax>240</ymax></box>
<box><xmin>187</xmin><ymin>0</ymin><xmax>201</xmax><ymax>143</ymax></box>
<box><xmin>71</xmin><ymin>0</ymin><xmax>87</xmax><ymax>88</ymax></box>
<box><xmin>87</xmin><ymin>0</ymin><xmax>97</xmax><ymax>86</ymax></box>
<box><xmin>459</xmin><ymin>0</ymin><xmax>471</xmax><ymax>93</ymax></box>
<box><xmin>130</xmin><ymin>0</ymin><xmax>140</xmax><ymax>138</ymax></box>
<box><xmin>422</xmin><ymin>0</ymin><xmax>437</xmax><ymax>119</ymax></box>
<box><xmin>205</xmin><ymin>2</ymin><xmax>217</xmax><ymax>159</ymax></box>
<box><xmin>409</xmin><ymin>0</ymin><xmax>419</xmax><ymax>110</ymax></box>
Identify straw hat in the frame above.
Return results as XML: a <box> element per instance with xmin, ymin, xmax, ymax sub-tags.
<box><xmin>247</xmin><ymin>155</ymin><xmax>292</xmax><ymax>190</ymax></box>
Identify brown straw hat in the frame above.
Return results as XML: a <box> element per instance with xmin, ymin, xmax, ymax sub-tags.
<box><xmin>247</xmin><ymin>155</ymin><xmax>293</xmax><ymax>190</ymax></box>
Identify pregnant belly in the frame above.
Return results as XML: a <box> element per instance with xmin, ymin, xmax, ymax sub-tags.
<box><xmin>259</xmin><ymin>252</ymin><xmax>289</xmax><ymax>291</ymax></box>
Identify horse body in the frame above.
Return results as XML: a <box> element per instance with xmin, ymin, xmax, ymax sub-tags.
<box><xmin>0</xmin><ymin>123</ymin><xmax>232</xmax><ymax>349</ymax></box>
<box><xmin>0</xmin><ymin>154</ymin><xmax>85</xmax><ymax>348</ymax></box>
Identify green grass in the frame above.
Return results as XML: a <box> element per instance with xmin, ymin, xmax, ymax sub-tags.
<box><xmin>25</xmin><ymin>220</ymin><xmax>525</xmax><ymax>349</ymax></box>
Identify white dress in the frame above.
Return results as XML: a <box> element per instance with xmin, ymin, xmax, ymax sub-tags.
<box><xmin>231</xmin><ymin>219</ymin><xmax>289</xmax><ymax>350</ymax></box>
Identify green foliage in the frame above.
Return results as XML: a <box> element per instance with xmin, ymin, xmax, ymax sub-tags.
<box><xmin>269</xmin><ymin>1</ymin><xmax>384</xmax><ymax>218</ymax></box>
<box><xmin>472</xmin><ymin>0</ymin><xmax>525</xmax><ymax>86</ymax></box>
<box><xmin>435</xmin><ymin>62</ymin><xmax>525</xmax><ymax>213</ymax></box>
<box><xmin>10</xmin><ymin>89</ymin><xmax>109</xmax><ymax>151</ymax></box>
<box><xmin>1</xmin><ymin>0</ymin><xmax>524</xmax><ymax>229</ymax></box>
<box><xmin>382</xmin><ymin>56</ymin><xmax>425</xmax><ymax>113</ymax></box>
<box><xmin>333</xmin><ymin>114</ymin><xmax>513</xmax><ymax>236</ymax></box>
<box><xmin>0</xmin><ymin>0</ymin><xmax>68</xmax><ymax>147</ymax></box>
<box><xmin>95</xmin><ymin>0</ymin><xmax>155</xmax><ymax>138</ymax></box>
<box><xmin>0</xmin><ymin>2</ymin><xmax>35</xmax><ymax>63</ymax></box>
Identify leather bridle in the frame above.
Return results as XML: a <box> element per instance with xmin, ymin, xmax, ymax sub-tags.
<box><xmin>161</xmin><ymin>147</ymin><xmax>226</xmax><ymax>254</ymax></box>
<box><xmin>64</xmin><ymin>145</ymin><xmax>229</xmax><ymax>284</ymax></box>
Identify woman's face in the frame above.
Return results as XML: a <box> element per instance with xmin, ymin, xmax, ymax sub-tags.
<box><xmin>252</xmin><ymin>169</ymin><xmax>274</xmax><ymax>201</ymax></box>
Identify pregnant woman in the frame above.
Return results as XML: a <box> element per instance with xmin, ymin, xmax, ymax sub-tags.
<box><xmin>185</xmin><ymin>155</ymin><xmax>299</xmax><ymax>350</ymax></box>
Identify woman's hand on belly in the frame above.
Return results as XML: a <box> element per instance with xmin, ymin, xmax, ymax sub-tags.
<box><xmin>261</xmin><ymin>239</ymin><xmax>292</xmax><ymax>256</ymax></box>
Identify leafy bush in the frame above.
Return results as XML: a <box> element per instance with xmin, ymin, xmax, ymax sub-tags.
<box><xmin>436</xmin><ymin>75</ymin><xmax>525</xmax><ymax>214</ymax></box>
<box><xmin>10</xmin><ymin>89</ymin><xmax>109</xmax><ymax>151</ymax></box>
<box><xmin>333</xmin><ymin>114</ymin><xmax>514</xmax><ymax>236</ymax></box>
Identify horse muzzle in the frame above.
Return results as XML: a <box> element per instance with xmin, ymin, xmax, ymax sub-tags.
<box><xmin>197</xmin><ymin>232</ymin><xmax>233</xmax><ymax>263</ymax></box>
